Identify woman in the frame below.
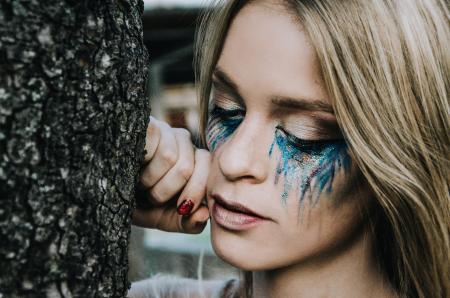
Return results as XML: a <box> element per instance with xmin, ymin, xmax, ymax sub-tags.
<box><xmin>130</xmin><ymin>0</ymin><xmax>449</xmax><ymax>297</ymax></box>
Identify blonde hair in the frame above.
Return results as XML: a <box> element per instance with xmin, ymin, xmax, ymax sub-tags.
<box><xmin>195</xmin><ymin>0</ymin><xmax>450</xmax><ymax>297</ymax></box>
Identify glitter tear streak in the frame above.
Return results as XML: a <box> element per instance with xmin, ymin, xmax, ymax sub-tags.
<box><xmin>269</xmin><ymin>129</ymin><xmax>351</xmax><ymax>205</ymax></box>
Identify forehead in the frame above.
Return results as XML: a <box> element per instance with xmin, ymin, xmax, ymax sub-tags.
<box><xmin>216</xmin><ymin>2</ymin><xmax>328</xmax><ymax>104</ymax></box>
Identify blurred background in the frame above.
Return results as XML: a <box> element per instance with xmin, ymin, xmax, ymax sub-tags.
<box><xmin>128</xmin><ymin>0</ymin><xmax>239</xmax><ymax>283</ymax></box>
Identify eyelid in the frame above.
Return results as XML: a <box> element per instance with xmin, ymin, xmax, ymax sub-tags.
<box><xmin>277</xmin><ymin>125</ymin><xmax>320</xmax><ymax>144</ymax></box>
<box><xmin>276</xmin><ymin>125</ymin><xmax>343</xmax><ymax>148</ymax></box>
<box><xmin>283</xmin><ymin>123</ymin><xmax>341</xmax><ymax>140</ymax></box>
<box><xmin>212</xmin><ymin>79</ymin><xmax>241</xmax><ymax>100</ymax></box>
<box><xmin>212</xmin><ymin>89</ymin><xmax>245</xmax><ymax>111</ymax></box>
<box><xmin>280</xmin><ymin>116</ymin><xmax>343</xmax><ymax>140</ymax></box>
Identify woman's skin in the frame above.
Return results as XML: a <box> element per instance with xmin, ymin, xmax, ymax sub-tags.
<box><xmin>133</xmin><ymin>1</ymin><xmax>396</xmax><ymax>297</ymax></box>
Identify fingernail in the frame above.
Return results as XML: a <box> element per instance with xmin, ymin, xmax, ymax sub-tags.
<box><xmin>177</xmin><ymin>199</ymin><xmax>194</xmax><ymax>216</ymax></box>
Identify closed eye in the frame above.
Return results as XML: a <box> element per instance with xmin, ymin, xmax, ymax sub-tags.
<box><xmin>210</xmin><ymin>105</ymin><xmax>245</xmax><ymax>120</ymax></box>
<box><xmin>276</xmin><ymin>125</ymin><xmax>344</xmax><ymax>154</ymax></box>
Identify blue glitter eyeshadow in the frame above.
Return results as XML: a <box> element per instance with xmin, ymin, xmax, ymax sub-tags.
<box><xmin>206</xmin><ymin>106</ymin><xmax>243</xmax><ymax>151</ymax></box>
<box><xmin>269</xmin><ymin>127</ymin><xmax>351</xmax><ymax>205</ymax></box>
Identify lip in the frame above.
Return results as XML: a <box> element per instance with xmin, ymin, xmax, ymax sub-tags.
<box><xmin>210</xmin><ymin>194</ymin><xmax>268</xmax><ymax>231</ymax></box>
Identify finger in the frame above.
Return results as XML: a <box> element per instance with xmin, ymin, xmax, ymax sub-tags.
<box><xmin>148</xmin><ymin>128</ymin><xmax>195</xmax><ymax>204</ymax></box>
<box><xmin>176</xmin><ymin>149</ymin><xmax>211</xmax><ymax>234</ymax></box>
<box><xmin>144</xmin><ymin>116</ymin><xmax>161</xmax><ymax>163</ymax></box>
<box><xmin>175</xmin><ymin>149</ymin><xmax>211</xmax><ymax>215</ymax></box>
<box><xmin>140</xmin><ymin>121</ymin><xmax>178</xmax><ymax>189</ymax></box>
<box><xmin>180</xmin><ymin>205</ymin><xmax>210</xmax><ymax>234</ymax></box>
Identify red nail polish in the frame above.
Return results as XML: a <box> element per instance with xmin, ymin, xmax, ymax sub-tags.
<box><xmin>177</xmin><ymin>199</ymin><xmax>194</xmax><ymax>215</ymax></box>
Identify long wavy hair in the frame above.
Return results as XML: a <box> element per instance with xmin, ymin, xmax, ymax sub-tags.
<box><xmin>194</xmin><ymin>0</ymin><xmax>450</xmax><ymax>297</ymax></box>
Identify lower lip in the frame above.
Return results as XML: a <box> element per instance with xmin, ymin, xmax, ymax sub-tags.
<box><xmin>212</xmin><ymin>202</ymin><xmax>264</xmax><ymax>231</ymax></box>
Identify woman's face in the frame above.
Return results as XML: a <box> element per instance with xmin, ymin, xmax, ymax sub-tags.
<box><xmin>206</xmin><ymin>2</ymin><xmax>370</xmax><ymax>270</ymax></box>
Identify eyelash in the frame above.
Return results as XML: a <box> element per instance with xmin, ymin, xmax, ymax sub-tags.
<box><xmin>210</xmin><ymin>105</ymin><xmax>245</xmax><ymax>121</ymax></box>
<box><xmin>275</xmin><ymin>125</ymin><xmax>339</xmax><ymax>154</ymax></box>
<box><xmin>209</xmin><ymin>103</ymin><xmax>341</xmax><ymax>153</ymax></box>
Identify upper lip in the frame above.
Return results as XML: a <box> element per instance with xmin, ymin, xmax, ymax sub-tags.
<box><xmin>211</xmin><ymin>194</ymin><xmax>268</xmax><ymax>219</ymax></box>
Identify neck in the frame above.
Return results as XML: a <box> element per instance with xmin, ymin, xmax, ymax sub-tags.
<box><xmin>251</xmin><ymin>229</ymin><xmax>396</xmax><ymax>298</ymax></box>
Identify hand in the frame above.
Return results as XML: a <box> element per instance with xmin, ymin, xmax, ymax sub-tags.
<box><xmin>132</xmin><ymin>116</ymin><xmax>211</xmax><ymax>234</ymax></box>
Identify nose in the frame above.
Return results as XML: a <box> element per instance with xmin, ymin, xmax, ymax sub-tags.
<box><xmin>217</xmin><ymin>119</ymin><xmax>270</xmax><ymax>183</ymax></box>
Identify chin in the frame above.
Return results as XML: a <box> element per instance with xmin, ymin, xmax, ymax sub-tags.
<box><xmin>210</xmin><ymin>221</ymin><xmax>287</xmax><ymax>271</ymax></box>
<box><xmin>212</xmin><ymin>239</ymin><xmax>263</xmax><ymax>271</ymax></box>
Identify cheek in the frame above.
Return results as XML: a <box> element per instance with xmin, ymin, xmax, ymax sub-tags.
<box><xmin>269</xmin><ymin>131</ymin><xmax>351</xmax><ymax>205</ymax></box>
<box><xmin>262</xmin><ymin>172</ymin><xmax>369</xmax><ymax>267</ymax></box>
<box><xmin>285</xmin><ymin>195</ymin><xmax>365</xmax><ymax>258</ymax></box>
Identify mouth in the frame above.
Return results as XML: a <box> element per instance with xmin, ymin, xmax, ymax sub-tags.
<box><xmin>210</xmin><ymin>194</ymin><xmax>268</xmax><ymax>231</ymax></box>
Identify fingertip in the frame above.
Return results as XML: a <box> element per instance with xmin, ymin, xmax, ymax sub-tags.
<box><xmin>191</xmin><ymin>205</ymin><xmax>210</xmax><ymax>222</ymax></box>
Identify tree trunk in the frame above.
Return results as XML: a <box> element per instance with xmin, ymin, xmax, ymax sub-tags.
<box><xmin>0</xmin><ymin>0</ymin><xmax>150</xmax><ymax>297</ymax></box>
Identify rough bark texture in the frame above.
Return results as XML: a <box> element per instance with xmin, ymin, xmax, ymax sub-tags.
<box><xmin>0</xmin><ymin>0</ymin><xmax>150</xmax><ymax>297</ymax></box>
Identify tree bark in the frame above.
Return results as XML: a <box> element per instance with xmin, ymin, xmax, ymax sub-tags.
<box><xmin>0</xmin><ymin>0</ymin><xmax>150</xmax><ymax>297</ymax></box>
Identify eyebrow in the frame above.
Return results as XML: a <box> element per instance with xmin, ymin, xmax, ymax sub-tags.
<box><xmin>212</xmin><ymin>67</ymin><xmax>245</xmax><ymax>105</ymax></box>
<box><xmin>271</xmin><ymin>97</ymin><xmax>334</xmax><ymax>114</ymax></box>
<box><xmin>212</xmin><ymin>66</ymin><xmax>334</xmax><ymax>115</ymax></box>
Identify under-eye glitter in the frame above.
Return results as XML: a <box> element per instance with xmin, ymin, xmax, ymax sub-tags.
<box><xmin>269</xmin><ymin>127</ymin><xmax>351</xmax><ymax>205</ymax></box>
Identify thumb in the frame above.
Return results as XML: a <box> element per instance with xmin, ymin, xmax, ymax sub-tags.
<box><xmin>180</xmin><ymin>205</ymin><xmax>210</xmax><ymax>234</ymax></box>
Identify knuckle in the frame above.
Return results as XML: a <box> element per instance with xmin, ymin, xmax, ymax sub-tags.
<box><xmin>175</xmin><ymin>128</ymin><xmax>191</xmax><ymax>138</ymax></box>
<box><xmin>192</xmin><ymin>186</ymin><xmax>207</xmax><ymax>200</ymax></box>
<box><xmin>160</xmin><ymin>121</ymin><xmax>173</xmax><ymax>131</ymax></box>
<box><xmin>149</xmin><ymin>188</ymin><xmax>165</xmax><ymax>204</ymax></box>
<box><xmin>161</xmin><ymin>149</ymin><xmax>177</xmax><ymax>165</ymax></box>
<box><xmin>146</xmin><ymin>124</ymin><xmax>160</xmax><ymax>140</ymax></box>
<box><xmin>177</xmin><ymin>161</ymin><xmax>194</xmax><ymax>181</ymax></box>
<box><xmin>196</xmin><ymin>149</ymin><xmax>212</xmax><ymax>162</ymax></box>
<box><xmin>139</xmin><ymin>174</ymin><xmax>152</xmax><ymax>188</ymax></box>
<box><xmin>147</xmin><ymin>117</ymin><xmax>160</xmax><ymax>132</ymax></box>
<box><xmin>149</xmin><ymin>115</ymin><xmax>160</xmax><ymax>125</ymax></box>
